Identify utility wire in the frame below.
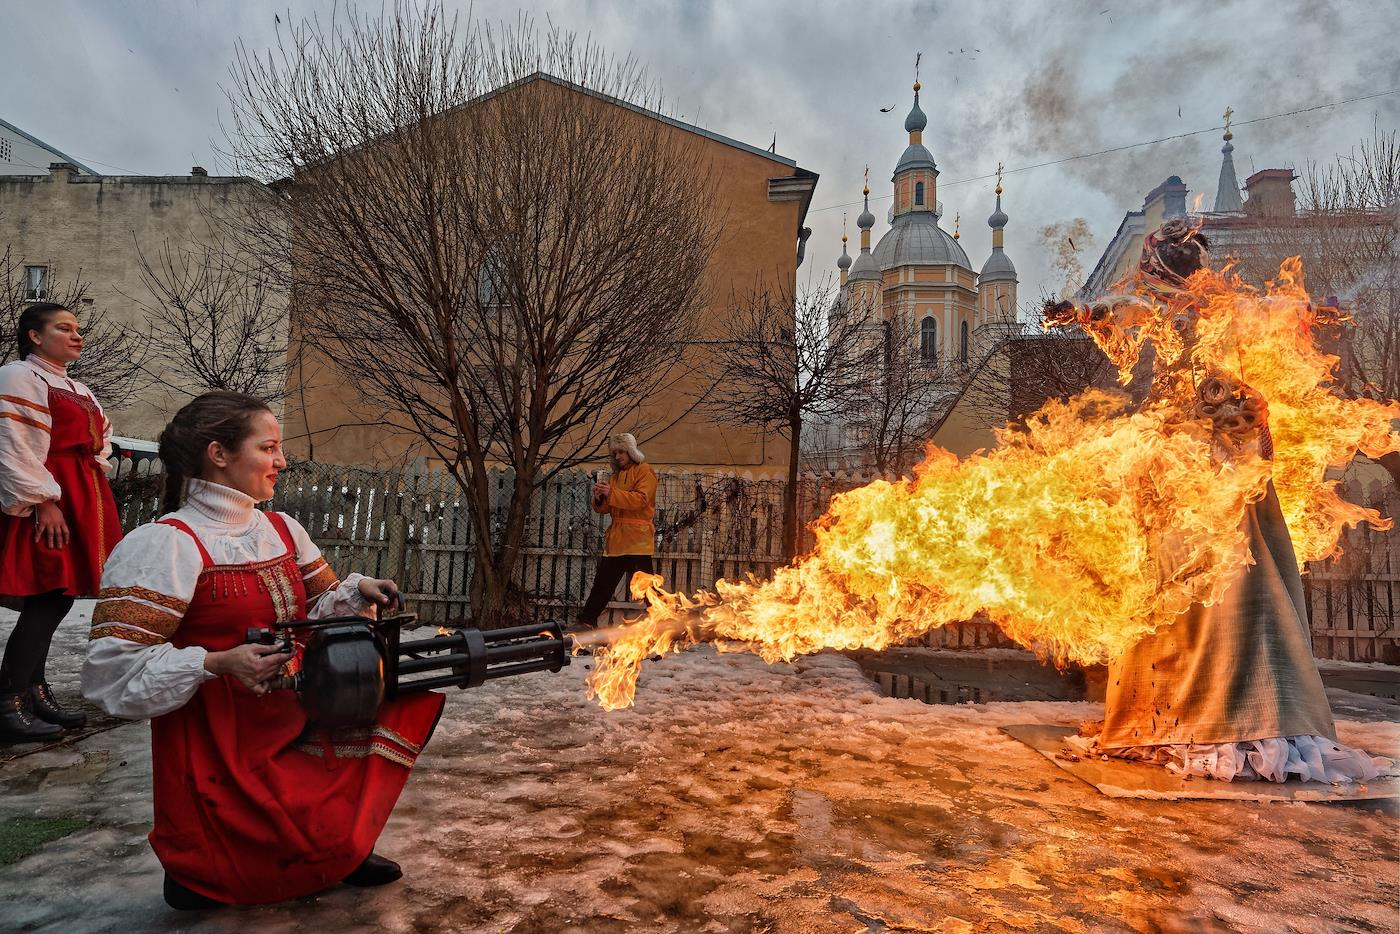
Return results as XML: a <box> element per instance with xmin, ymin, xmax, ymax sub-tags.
<box><xmin>807</xmin><ymin>86</ymin><xmax>1400</xmax><ymax>214</ymax></box>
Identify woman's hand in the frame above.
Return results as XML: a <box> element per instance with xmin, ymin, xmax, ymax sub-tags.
<box><xmin>33</xmin><ymin>500</ymin><xmax>69</xmax><ymax>549</ymax></box>
<box><xmin>358</xmin><ymin>577</ymin><xmax>400</xmax><ymax>608</ymax></box>
<box><xmin>204</xmin><ymin>644</ymin><xmax>288</xmax><ymax>694</ymax></box>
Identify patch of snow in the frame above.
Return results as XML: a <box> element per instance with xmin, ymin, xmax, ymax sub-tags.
<box><xmin>0</xmin><ymin>603</ymin><xmax>1395</xmax><ymax>932</ymax></box>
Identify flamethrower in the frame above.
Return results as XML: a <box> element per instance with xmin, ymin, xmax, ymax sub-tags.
<box><xmin>246</xmin><ymin>602</ymin><xmax>572</xmax><ymax>728</ymax></box>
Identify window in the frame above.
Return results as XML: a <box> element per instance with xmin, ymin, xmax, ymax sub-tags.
<box><xmin>914</xmin><ymin>181</ymin><xmax>925</xmax><ymax>206</ymax></box>
<box><xmin>23</xmin><ymin>265</ymin><xmax>48</xmax><ymax>301</ymax></box>
<box><xmin>476</xmin><ymin>255</ymin><xmax>502</xmax><ymax>307</ymax></box>
<box><xmin>0</xmin><ymin>138</ymin><xmax>11</xmax><ymax>162</ymax></box>
<box><xmin>919</xmin><ymin>316</ymin><xmax>937</xmax><ymax>364</ymax></box>
<box><xmin>960</xmin><ymin>320</ymin><xmax>970</xmax><ymax>367</ymax></box>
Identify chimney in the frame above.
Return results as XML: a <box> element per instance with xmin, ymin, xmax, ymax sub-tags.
<box><xmin>47</xmin><ymin>162</ymin><xmax>77</xmax><ymax>179</ymax></box>
<box><xmin>191</xmin><ymin>166</ymin><xmax>208</xmax><ymax>177</ymax></box>
<box><xmin>1143</xmin><ymin>175</ymin><xmax>1188</xmax><ymax>228</ymax></box>
<box><xmin>1243</xmin><ymin>169</ymin><xmax>1297</xmax><ymax>218</ymax></box>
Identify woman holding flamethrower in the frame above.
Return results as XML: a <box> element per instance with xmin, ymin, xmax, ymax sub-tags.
<box><xmin>81</xmin><ymin>392</ymin><xmax>444</xmax><ymax>910</ymax></box>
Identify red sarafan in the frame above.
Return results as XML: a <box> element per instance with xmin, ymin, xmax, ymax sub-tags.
<box><xmin>0</xmin><ymin>361</ymin><xmax>121</xmax><ymax>600</ymax></box>
<box><xmin>148</xmin><ymin>512</ymin><xmax>443</xmax><ymax>905</ymax></box>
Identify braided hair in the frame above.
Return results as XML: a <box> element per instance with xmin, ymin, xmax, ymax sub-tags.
<box><xmin>157</xmin><ymin>392</ymin><xmax>273</xmax><ymax>515</ymax></box>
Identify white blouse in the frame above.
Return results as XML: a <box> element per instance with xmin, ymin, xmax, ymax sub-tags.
<box><xmin>0</xmin><ymin>355</ymin><xmax>113</xmax><ymax>517</ymax></box>
<box><xmin>82</xmin><ymin>478</ymin><xmax>372</xmax><ymax>720</ymax></box>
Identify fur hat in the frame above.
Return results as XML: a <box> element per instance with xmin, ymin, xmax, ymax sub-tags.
<box><xmin>609</xmin><ymin>432</ymin><xmax>645</xmax><ymax>464</ymax></box>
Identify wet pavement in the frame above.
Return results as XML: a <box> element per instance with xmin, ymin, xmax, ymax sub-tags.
<box><xmin>1</xmin><ymin>605</ymin><xmax>1397</xmax><ymax>933</ymax></box>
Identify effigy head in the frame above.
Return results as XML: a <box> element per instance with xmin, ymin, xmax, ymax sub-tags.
<box><xmin>1140</xmin><ymin>217</ymin><xmax>1211</xmax><ymax>286</ymax></box>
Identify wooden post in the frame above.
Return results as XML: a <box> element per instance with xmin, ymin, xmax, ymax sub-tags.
<box><xmin>386</xmin><ymin>514</ymin><xmax>408</xmax><ymax>585</ymax></box>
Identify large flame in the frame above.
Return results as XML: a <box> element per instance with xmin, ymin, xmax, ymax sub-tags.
<box><xmin>585</xmin><ymin>258</ymin><xmax>1399</xmax><ymax>710</ymax></box>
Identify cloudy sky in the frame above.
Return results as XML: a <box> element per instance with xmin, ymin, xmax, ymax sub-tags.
<box><xmin>5</xmin><ymin>0</ymin><xmax>1398</xmax><ymax>303</ymax></box>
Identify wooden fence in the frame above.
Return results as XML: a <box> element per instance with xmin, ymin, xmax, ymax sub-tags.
<box><xmin>1303</xmin><ymin>475</ymin><xmax>1400</xmax><ymax>662</ymax></box>
<box><xmin>107</xmin><ymin>459</ymin><xmax>1398</xmax><ymax>658</ymax></box>
<box><xmin>109</xmin><ymin>459</ymin><xmax>868</xmax><ymax>626</ymax></box>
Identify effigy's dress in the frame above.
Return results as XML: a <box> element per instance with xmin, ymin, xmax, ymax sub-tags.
<box><xmin>83</xmin><ymin>478</ymin><xmax>444</xmax><ymax>904</ymax></box>
<box><xmin>1097</xmin><ymin>482</ymin><xmax>1385</xmax><ymax>782</ymax></box>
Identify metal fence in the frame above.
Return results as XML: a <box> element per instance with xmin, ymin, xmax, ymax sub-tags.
<box><xmin>107</xmin><ymin>458</ymin><xmax>1398</xmax><ymax>657</ymax></box>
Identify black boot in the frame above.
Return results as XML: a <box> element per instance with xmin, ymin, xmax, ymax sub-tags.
<box><xmin>342</xmin><ymin>852</ymin><xmax>403</xmax><ymax>887</ymax></box>
<box><xmin>0</xmin><ymin>692</ymin><xmax>63</xmax><ymax>742</ymax></box>
<box><xmin>30</xmin><ymin>682</ymin><xmax>86</xmax><ymax>729</ymax></box>
<box><xmin>163</xmin><ymin>874</ymin><xmax>225</xmax><ymax>911</ymax></box>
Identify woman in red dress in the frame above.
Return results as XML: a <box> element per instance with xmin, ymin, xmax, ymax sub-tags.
<box><xmin>82</xmin><ymin>392</ymin><xmax>444</xmax><ymax>910</ymax></box>
<box><xmin>0</xmin><ymin>302</ymin><xmax>121</xmax><ymax>741</ymax></box>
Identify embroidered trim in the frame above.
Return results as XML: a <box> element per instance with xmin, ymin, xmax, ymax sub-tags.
<box><xmin>0</xmin><ymin>393</ymin><xmax>49</xmax><ymax>414</ymax></box>
<box><xmin>293</xmin><ymin>724</ymin><xmax>422</xmax><ymax>768</ymax></box>
<box><xmin>371</xmin><ymin>724</ymin><xmax>423</xmax><ymax>755</ymax></box>
<box><xmin>302</xmin><ymin>566</ymin><xmax>340</xmax><ymax>602</ymax></box>
<box><xmin>0</xmin><ymin>411</ymin><xmax>49</xmax><ymax>432</ymax></box>
<box><xmin>201</xmin><ymin>553</ymin><xmax>295</xmax><ymax>573</ymax></box>
<box><xmin>292</xmin><ymin>741</ymin><xmax>417</xmax><ymax>769</ymax></box>
<box><xmin>256</xmin><ymin>563</ymin><xmax>301</xmax><ymax>623</ymax></box>
<box><xmin>96</xmin><ymin>586</ymin><xmax>189</xmax><ymax>615</ymax></box>
<box><xmin>90</xmin><ymin>624</ymin><xmax>166</xmax><ymax>646</ymax></box>
<box><xmin>299</xmin><ymin>556</ymin><xmax>328</xmax><ymax>576</ymax></box>
<box><xmin>92</xmin><ymin>599</ymin><xmax>181</xmax><ymax>638</ymax></box>
<box><xmin>90</xmin><ymin>459</ymin><xmax>108</xmax><ymax>577</ymax></box>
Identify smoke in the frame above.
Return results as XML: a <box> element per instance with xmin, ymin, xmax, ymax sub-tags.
<box><xmin>1039</xmin><ymin>218</ymin><xmax>1096</xmax><ymax>298</ymax></box>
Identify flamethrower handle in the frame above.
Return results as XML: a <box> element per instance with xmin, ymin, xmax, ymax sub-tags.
<box><xmin>373</xmin><ymin>591</ymin><xmax>407</xmax><ymax>621</ymax></box>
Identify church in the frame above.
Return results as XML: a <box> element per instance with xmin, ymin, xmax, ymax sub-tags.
<box><xmin>835</xmin><ymin>77</ymin><xmax>1019</xmax><ymax>371</ymax></box>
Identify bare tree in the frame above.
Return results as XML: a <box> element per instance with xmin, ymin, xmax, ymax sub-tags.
<box><xmin>128</xmin><ymin>236</ymin><xmax>288</xmax><ymax>400</ymax></box>
<box><xmin>839</xmin><ymin>312</ymin><xmax>949</xmax><ymax>475</ymax></box>
<box><xmin>705</xmin><ymin>277</ymin><xmax>881</xmax><ymax>559</ymax></box>
<box><xmin>1</xmin><ymin>245</ymin><xmax>149</xmax><ymax>409</ymax></box>
<box><xmin>220</xmin><ymin>4</ymin><xmax>721</xmax><ymax>620</ymax></box>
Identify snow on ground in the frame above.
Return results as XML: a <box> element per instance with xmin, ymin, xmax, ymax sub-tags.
<box><xmin>0</xmin><ymin>603</ymin><xmax>1397</xmax><ymax>933</ymax></box>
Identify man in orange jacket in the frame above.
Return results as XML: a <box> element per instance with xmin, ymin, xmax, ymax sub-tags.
<box><xmin>574</xmin><ymin>432</ymin><xmax>658</xmax><ymax>630</ymax></box>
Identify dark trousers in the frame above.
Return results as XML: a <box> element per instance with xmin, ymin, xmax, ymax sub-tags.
<box><xmin>578</xmin><ymin>556</ymin><xmax>655</xmax><ymax>627</ymax></box>
<box><xmin>0</xmin><ymin>590</ymin><xmax>75</xmax><ymax>693</ymax></box>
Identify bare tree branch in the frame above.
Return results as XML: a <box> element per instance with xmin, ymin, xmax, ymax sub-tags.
<box><xmin>0</xmin><ymin>244</ymin><xmax>151</xmax><ymax>410</ymax></box>
<box><xmin>126</xmin><ymin>234</ymin><xmax>289</xmax><ymax>400</ymax></box>
<box><xmin>218</xmin><ymin>3</ymin><xmax>722</xmax><ymax>620</ymax></box>
<box><xmin>703</xmin><ymin>275</ymin><xmax>881</xmax><ymax>558</ymax></box>
<box><xmin>836</xmin><ymin>312</ymin><xmax>951</xmax><ymax>475</ymax></box>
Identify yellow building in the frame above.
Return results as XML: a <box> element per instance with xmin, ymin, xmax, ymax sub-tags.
<box><xmin>285</xmin><ymin>73</ymin><xmax>818</xmax><ymax>474</ymax></box>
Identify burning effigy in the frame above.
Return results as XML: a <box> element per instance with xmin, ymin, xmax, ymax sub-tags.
<box><xmin>579</xmin><ymin>218</ymin><xmax>1398</xmax><ymax>782</ymax></box>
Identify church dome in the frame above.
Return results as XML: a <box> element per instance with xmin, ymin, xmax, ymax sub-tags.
<box><xmin>872</xmin><ymin>212</ymin><xmax>971</xmax><ymax>270</ymax></box>
<box><xmin>847</xmin><ymin>249</ymin><xmax>882</xmax><ymax>282</ymax></box>
<box><xmin>979</xmin><ymin>249</ymin><xmax>1017</xmax><ymax>281</ymax></box>
<box><xmin>904</xmin><ymin>97</ymin><xmax>927</xmax><ymax>133</ymax></box>
<box><xmin>894</xmin><ymin>143</ymin><xmax>937</xmax><ymax>174</ymax></box>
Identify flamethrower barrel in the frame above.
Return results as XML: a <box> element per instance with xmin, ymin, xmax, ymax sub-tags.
<box><xmin>260</xmin><ymin>615</ymin><xmax>574</xmax><ymax>727</ymax></box>
<box><xmin>392</xmin><ymin>657</ymin><xmax>566</xmax><ymax>695</ymax></box>
<box><xmin>481</xmin><ymin>623</ymin><xmax>572</xmax><ymax>644</ymax></box>
<box><xmin>390</xmin><ymin>621</ymin><xmax>571</xmax><ymax>694</ymax></box>
<box><xmin>392</xmin><ymin>642</ymin><xmax>572</xmax><ymax>675</ymax></box>
<box><xmin>395</xmin><ymin>651</ymin><xmax>471</xmax><ymax>675</ymax></box>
